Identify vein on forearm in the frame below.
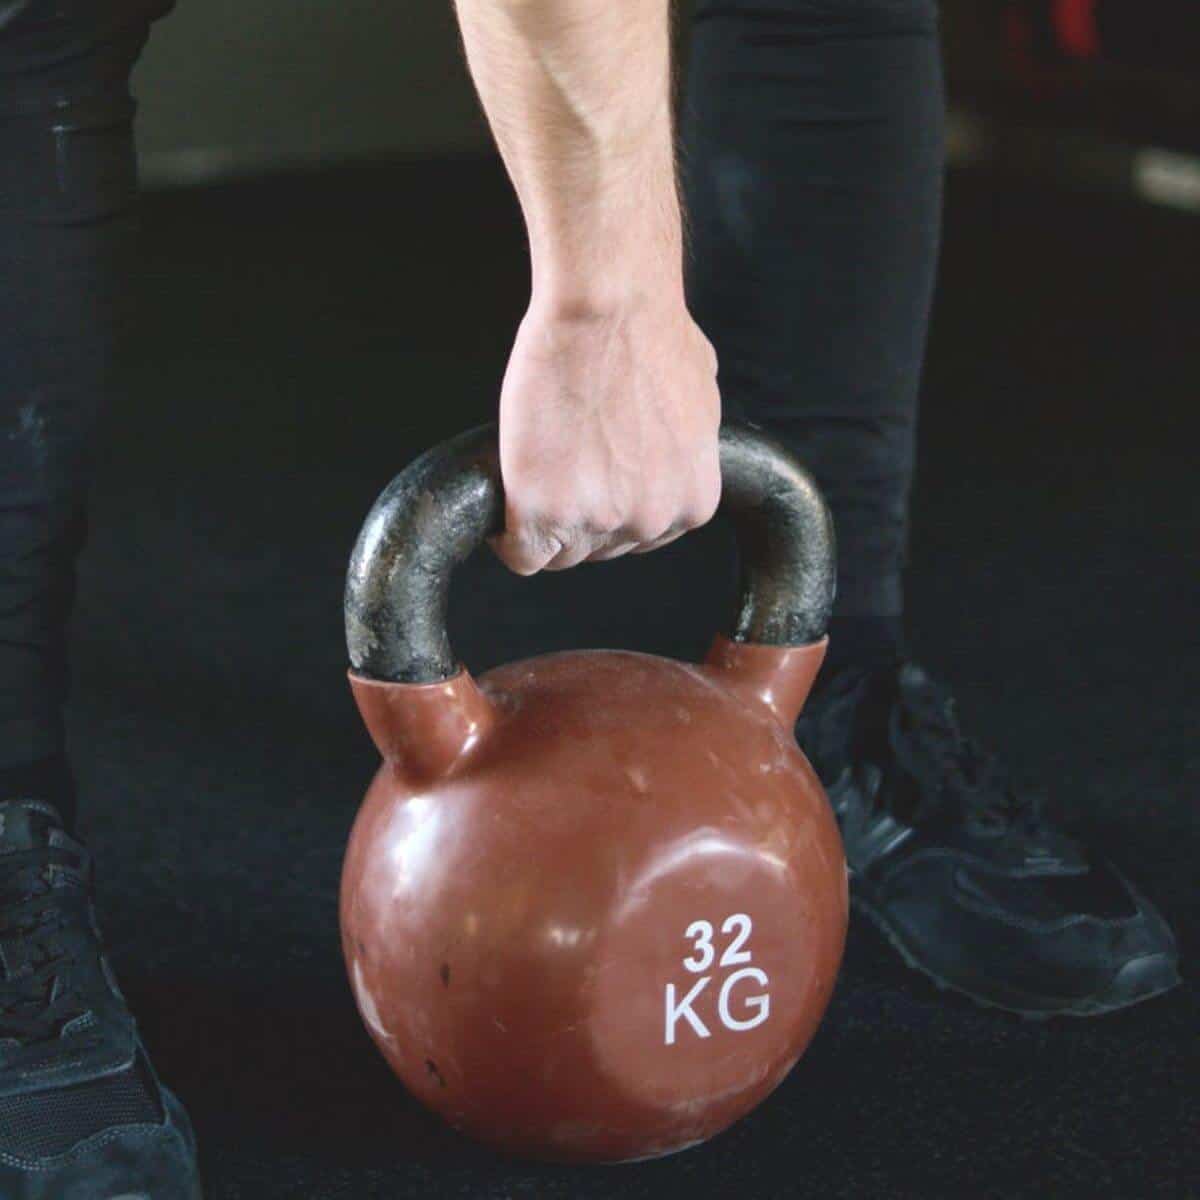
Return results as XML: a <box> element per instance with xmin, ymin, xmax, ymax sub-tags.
<box><xmin>454</xmin><ymin>0</ymin><xmax>683</xmax><ymax>302</ymax></box>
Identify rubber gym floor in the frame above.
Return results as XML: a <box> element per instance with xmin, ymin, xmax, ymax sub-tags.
<box><xmin>73</xmin><ymin>160</ymin><xmax>1196</xmax><ymax>1198</ymax></box>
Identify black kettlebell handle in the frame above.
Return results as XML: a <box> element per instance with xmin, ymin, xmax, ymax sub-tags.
<box><xmin>346</xmin><ymin>423</ymin><xmax>836</xmax><ymax>683</ymax></box>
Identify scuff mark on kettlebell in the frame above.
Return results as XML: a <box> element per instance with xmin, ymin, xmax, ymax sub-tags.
<box><xmin>426</xmin><ymin>1058</ymin><xmax>446</xmax><ymax>1087</ymax></box>
<box><xmin>440</xmin><ymin>962</ymin><xmax>451</xmax><ymax>987</ymax></box>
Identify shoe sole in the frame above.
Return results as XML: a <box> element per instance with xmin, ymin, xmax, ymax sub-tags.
<box><xmin>851</xmin><ymin>891</ymin><xmax>1181</xmax><ymax>1019</ymax></box>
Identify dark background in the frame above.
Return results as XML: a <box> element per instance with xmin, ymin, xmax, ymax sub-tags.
<box><xmin>67</xmin><ymin>6</ymin><xmax>1199</xmax><ymax>1198</ymax></box>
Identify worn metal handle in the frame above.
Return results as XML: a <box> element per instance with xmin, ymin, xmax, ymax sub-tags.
<box><xmin>345</xmin><ymin>422</ymin><xmax>836</xmax><ymax>683</ymax></box>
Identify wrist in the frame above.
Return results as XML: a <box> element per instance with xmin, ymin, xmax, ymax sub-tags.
<box><xmin>521</xmin><ymin>124</ymin><xmax>684</xmax><ymax>317</ymax></box>
<box><xmin>527</xmin><ymin>205</ymin><xmax>685</xmax><ymax>320</ymax></box>
<box><xmin>530</xmin><ymin>266</ymin><xmax>684</xmax><ymax>324</ymax></box>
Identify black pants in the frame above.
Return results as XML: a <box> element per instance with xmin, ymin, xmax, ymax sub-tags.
<box><xmin>0</xmin><ymin>0</ymin><xmax>943</xmax><ymax>795</ymax></box>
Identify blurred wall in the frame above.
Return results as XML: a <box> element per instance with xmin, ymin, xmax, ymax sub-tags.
<box><xmin>131</xmin><ymin>2</ymin><xmax>982</xmax><ymax>182</ymax></box>
<box><xmin>133</xmin><ymin>0</ymin><xmax>491</xmax><ymax>180</ymax></box>
<box><xmin>133</xmin><ymin>2</ymin><xmax>1199</xmax><ymax>190</ymax></box>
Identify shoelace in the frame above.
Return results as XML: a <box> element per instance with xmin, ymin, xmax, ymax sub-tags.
<box><xmin>0</xmin><ymin>845</ymin><xmax>91</xmax><ymax>1045</ymax></box>
<box><xmin>890</xmin><ymin>671</ymin><xmax>1045</xmax><ymax>836</ymax></box>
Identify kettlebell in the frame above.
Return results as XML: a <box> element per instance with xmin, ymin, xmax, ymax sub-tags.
<box><xmin>341</xmin><ymin>423</ymin><xmax>847</xmax><ymax>1164</ymax></box>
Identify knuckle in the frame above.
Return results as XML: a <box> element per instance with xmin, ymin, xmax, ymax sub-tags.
<box><xmin>542</xmin><ymin>520</ymin><xmax>598</xmax><ymax>564</ymax></box>
<box><xmin>629</xmin><ymin>512</ymin><xmax>671</xmax><ymax>544</ymax></box>
<box><xmin>510</xmin><ymin>519</ymin><xmax>565</xmax><ymax>563</ymax></box>
<box><xmin>586</xmin><ymin>505</ymin><xmax>626</xmax><ymax>537</ymax></box>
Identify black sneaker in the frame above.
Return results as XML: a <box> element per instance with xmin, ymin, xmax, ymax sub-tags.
<box><xmin>0</xmin><ymin>798</ymin><xmax>202</xmax><ymax>1199</ymax></box>
<box><xmin>796</xmin><ymin>663</ymin><xmax>1181</xmax><ymax>1018</ymax></box>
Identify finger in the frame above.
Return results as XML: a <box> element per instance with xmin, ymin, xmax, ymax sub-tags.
<box><xmin>542</xmin><ymin>531</ymin><xmax>603</xmax><ymax>571</ymax></box>
<box><xmin>489</xmin><ymin>521</ymin><xmax>562</xmax><ymax>576</ymax></box>
<box><xmin>630</xmin><ymin>527</ymin><xmax>687</xmax><ymax>555</ymax></box>
<box><xmin>584</xmin><ymin>540</ymin><xmax>640</xmax><ymax>563</ymax></box>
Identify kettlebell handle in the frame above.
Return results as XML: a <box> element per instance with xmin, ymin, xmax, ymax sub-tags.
<box><xmin>346</xmin><ymin>423</ymin><xmax>836</xmax><ymax>683</ymax></box>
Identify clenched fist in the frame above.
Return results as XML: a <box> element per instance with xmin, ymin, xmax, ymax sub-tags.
<box><xmin>491</xmin><ymin>296</ymin><xmax>722</xmax><ymax>574</ymax></box>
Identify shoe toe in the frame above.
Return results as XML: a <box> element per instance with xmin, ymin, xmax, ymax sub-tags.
<box><xmin>1098</xmin><ymin>952</ymin><xmax>1181</xmax><ymax>1013</ymax></box>
<box><xmin>865</xmin><ymin>851</ymin><xmax>1181</xmax><ymax>1017</ymax></box>
<box><xmin>1092</xmin><ymin>869</ymin><xmax>1181</xmax><ymax>1012</ymax></box>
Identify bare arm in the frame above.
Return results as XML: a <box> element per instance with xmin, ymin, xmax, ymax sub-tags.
<box><xmin>454</xmin><ymin>0</ymin><xmax>721</xmax><ymax>573</ymax></box>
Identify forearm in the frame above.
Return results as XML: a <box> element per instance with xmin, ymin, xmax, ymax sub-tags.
<box><xmin>454</xmin><ymin>0</ymin><xmax>682</xmax><ymax>315</ymax></box>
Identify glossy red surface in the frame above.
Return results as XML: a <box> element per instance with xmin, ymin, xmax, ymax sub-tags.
<box><xmin>342</xmin><ymin>639</ymin><xmax>847</xmax><ymax>1163</ymax></box>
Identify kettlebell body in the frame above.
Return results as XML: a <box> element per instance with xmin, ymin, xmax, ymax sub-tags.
<box><xmin>341</xmin><ymin>425</ymin><xmax>848</xmax><ymax>1163</ymax></box>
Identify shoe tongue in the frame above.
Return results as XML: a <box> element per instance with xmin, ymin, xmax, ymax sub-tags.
<box><xmin>0</xmin><ymin>800</ymin><xmax>64</xmax><ymax>855</ymax></box>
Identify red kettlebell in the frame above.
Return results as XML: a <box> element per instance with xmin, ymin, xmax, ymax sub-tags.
<box><xmin>341</xmin><ymin>423</ymin><xmax>847</xmax><ymax>1164</ymax></box>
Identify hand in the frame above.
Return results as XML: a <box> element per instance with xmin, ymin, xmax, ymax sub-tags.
<box><xmin>491</xmin><ymin>295</ymin><xmax>721</xmax><ymax>574</ymax></box>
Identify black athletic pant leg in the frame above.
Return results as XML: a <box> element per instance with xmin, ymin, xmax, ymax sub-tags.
<box><xmin>0</xmin><ymin>8</ymin><xmax>158</xmax><ymax>820</ymax></box>
<box><xmin>682</xmin><ymin>0</ymin><xmax>945</xmax><ymax>626</ymax></box>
